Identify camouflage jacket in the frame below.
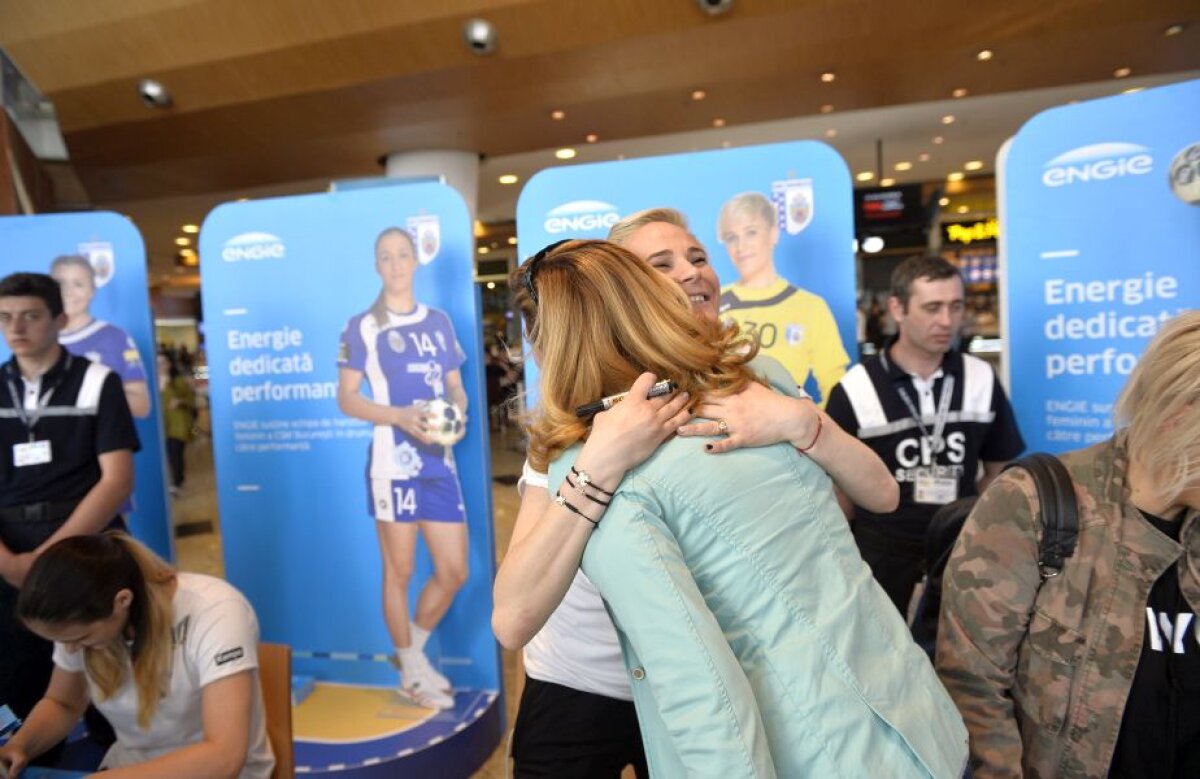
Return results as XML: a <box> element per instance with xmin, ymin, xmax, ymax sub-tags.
<box><xmin>935</xmin><ymin>434</ymin><xmax>1200</xmax><ymax>778</ymax></box>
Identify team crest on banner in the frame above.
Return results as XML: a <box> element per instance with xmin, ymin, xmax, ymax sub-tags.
<box><xmin>772</xmin><ymin>178</ymin><xmax>814</xmax><ymax>235</ymax></box>
<box><xmin>77</xmin><ymin>241</ymin><xmax>116</xmax><ymax>287</ymax></box>
<box><xmin>407</xmin><ymin>214</ymin><xmax>441</xmax><ymax>265</ymax></box>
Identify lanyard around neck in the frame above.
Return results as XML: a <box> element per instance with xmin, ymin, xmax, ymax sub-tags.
<box><xmin>5</xmin><ymin>355</ymin><xmax>70</xmax><ymax>441</ymax></box>
<box><xmin>896</xmin><ymin>374</ymin><xmax>955</xmax><ymax>454</ymax></box>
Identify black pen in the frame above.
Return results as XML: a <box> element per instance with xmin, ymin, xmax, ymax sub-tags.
<box><xmin>575</xmin><ymin>380</ymin><xmax>677</xmax><ymax>418</ymax></box>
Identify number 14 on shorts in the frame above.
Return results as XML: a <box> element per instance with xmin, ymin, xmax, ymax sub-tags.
<box><xmin>393</xmin><ymin>486</ymin><xmax>418</xmax><ymax>516</ymax></box>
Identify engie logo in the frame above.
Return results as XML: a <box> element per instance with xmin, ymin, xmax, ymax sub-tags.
<box><xmin>543</xmin><ymin>201</ymin><xmax>621</xmax><ymax>234</ymax></box>
<box><xmin>1042</xmin><ymin>142</ymin><xmax>1153</xmax><ymax>187</ymax></box>
<box><xmin>222</xmin><ymin>232</ymin><xmax>286</xmax><ymax>262</ymax></box>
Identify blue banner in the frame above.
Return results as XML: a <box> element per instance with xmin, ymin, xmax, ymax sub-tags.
<box><xmin>1000</xmin><ymin>79</ymin><xmax>1200</xmax><ymax>452</ymax></box>
<box><xmin>198</xmin><ymin>183</ymin><xmax>499</xmax><ymax>694</ymax></box>
<box><xmin>517</xmin><ymin>141</ymin><xmax>857</xmax><ymax>404</ymax></box>
<box><xmin>0</xmin><ymin>212</ymin><xmax>171</xmax><ymax>560</ymax></box>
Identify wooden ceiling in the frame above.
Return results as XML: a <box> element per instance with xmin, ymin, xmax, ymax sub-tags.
<box><xmin>3</xmin><ymin>0</ymin><xmax>1197</xmax><ymax>207</ymax></box>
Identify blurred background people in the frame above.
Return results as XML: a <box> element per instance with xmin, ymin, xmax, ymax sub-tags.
<box><xmin>157</xmin><ymin>352</ymin><xmax>195</xmax><ymax>497</ymax></box>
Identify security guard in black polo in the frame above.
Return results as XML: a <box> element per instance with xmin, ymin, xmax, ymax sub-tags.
<box><xmin>0</xmin><ymin>272</ymin><xmax>138</xmax><ymax>728</ymax></box>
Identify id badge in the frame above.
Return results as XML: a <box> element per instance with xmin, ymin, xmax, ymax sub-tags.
<box><xmin>13</xmin><ymin>440</ymin><xmax>52</xmax><ymax>467</ymax></box>
<box><xmin>914</xmin><ymin>473</ymin><xmax>957</xmax><ymax>505</ymax></box>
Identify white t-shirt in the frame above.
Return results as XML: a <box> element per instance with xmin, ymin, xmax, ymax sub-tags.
<box><xmin>54</xmin><ymin>573</ymin><xmax>274</xmax><ymax>778</ymax></box>
<box><xmin>518</xmin><ymin>460</ymin><xmax>631</xmax><ymax>701</ymax></box>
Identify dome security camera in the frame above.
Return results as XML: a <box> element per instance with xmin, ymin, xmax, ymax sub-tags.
<box><xmin>462</xmin><ymin>18</ymin><xmax>497</xmax><ymax>55</ymax></box>
<box><xmin>137</xmin><ymin>78</ymin><xmax>173</xmax><ymax>109</ymax></box>
<box><xmin>696</xmin><ymin>0</ymin><xmax>734</xmax><ymax>16</ymax></box>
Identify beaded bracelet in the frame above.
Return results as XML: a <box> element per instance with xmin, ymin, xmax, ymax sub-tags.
<box><xmin>555</xmin><ymin>491</ymin><xmax>600</xmax><ymax>527</ymax></box>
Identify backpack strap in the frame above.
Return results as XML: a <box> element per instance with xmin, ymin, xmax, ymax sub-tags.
<box><xmin>1003</xmin><ymin>453</ymin><xmax>1079</xmax><ymax>580</ymax></box>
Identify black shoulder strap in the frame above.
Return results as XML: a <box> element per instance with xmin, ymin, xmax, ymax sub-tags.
<box><xmin>1003</xmin><ymin>453</ymin><xmax>1079</xmax><ymax>579</ymax></box>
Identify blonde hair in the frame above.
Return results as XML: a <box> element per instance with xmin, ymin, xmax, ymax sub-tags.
<box><xmin>606</xmin><ymin>207</ymin><xmax>691</xmax><ymax>246</ymax></box>
<box><xmin>717</xmin><ymin>191</ymin><xmax>775</xmax><ymax>237</ymax></box>
<box><xmin>19</xmin><ymin>533</ymin><xmax>177</xmax><ymax>729</ymax></box>
<box><xmin>1115</xmin><ymin>309</ymin><xmax>1200</xmax><ymax>505</ymax></box>
<box><xmin>512</xmin><ymin>240</ymin><xmax>759</xmax><ymax>471</ymax></box>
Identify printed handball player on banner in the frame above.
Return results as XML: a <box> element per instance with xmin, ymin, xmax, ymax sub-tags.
<box><xmin>336</xmin><ymin>226</ymin><xmax>469</xmax><ymax>710</ymax></box>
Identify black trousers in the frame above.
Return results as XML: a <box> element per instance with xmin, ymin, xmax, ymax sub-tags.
<box><xmin>512</xmin><ymin>676</ymin><xmax>649</xmax><ymax>779</ymax></box>
<box><xmin>166</xmin><ymin>438</ymin><xmax>186</xmax><ymax>488</ymax></box>
<box><xmin>852</xmin><ymin>518</ymin><xmax>927</xmax><ymax>618</ymax></box>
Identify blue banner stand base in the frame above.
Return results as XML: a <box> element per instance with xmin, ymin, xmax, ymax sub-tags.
<box><xmin>294</xmin><ymin>688</ymin><xmax>501</xmax><ymax>776</ymax></box>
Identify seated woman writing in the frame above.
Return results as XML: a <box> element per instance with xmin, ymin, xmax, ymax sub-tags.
<box><xmin>516</xmin><ymin>239</ymin><xmax>966</xmax><ymax>778</ymax></box>
<box><xmin>0</xmin><ymin>533</ymin><xmax>273</xmax><ymax>778</ymax></box>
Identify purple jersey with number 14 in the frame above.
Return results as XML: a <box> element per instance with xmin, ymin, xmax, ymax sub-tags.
<box><xmin>59</xmin><ymin>320</ymin><xmax>147</xmax><ymax>383</ymax></box>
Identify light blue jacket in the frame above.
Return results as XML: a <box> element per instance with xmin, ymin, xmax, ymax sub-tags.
<box><xmin>548</xmin><ymin>357</ymin><xmax>968</xmax><ymax>778</ymax></box>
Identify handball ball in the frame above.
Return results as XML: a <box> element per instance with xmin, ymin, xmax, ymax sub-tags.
<box><xmin>423</xmin><ymin>399</ymin><xmax>465</xmax><ymax>445</ymax></box>
<box><xmin>1168</xmin><ymin>142</ymin><xmax>1200</xmax><ymax>206</ymax></box>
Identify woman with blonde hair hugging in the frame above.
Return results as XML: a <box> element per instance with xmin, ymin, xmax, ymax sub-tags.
<box><xmin>514</xmin><ymin>238</ymin><xmax>965</xmax><ymax>777</ymax></box>
<box><xmin>0</xmin><ymin>533</ymin><xmax>273</xmax><ymax>778</ymax></box>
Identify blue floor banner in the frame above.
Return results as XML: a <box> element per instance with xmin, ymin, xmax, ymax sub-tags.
<box><xmin>1000</xmin><ymin>78</ymin><xmax>1200</xmax><ymax>452</ymax></box>
<box><xmin>199</xmin><ymin>183</ymin><xmax>500</xmax><ymax>775</ymax></box>
<box><xmin>0</xmin><ymin>213</ymin><xmax>172</xmax><ymax>560</ymax></box>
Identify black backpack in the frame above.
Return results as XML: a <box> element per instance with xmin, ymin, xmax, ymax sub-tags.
<box><xmin>909</xmin><ymin>452</ymin><xmax>1080</xmax><ymax>658</ymax></box>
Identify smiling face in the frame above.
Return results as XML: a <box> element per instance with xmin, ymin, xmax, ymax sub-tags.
<box><xmin>620</xmin><ymin>221</ymin><xmax>720</xmax><ymax>321</ymax></box>
<box><xmin>375</xmin><ymin>231</ymin><xmax>418</xmax><ymax>297</ymax></box>
<box><xmin>51</xmin><ymin>262</ymin><xmax>95</xmax><ymax>320</ymax></box>
<box><xmin>719</xmin><ymin>209</ymin><xmax>779</xmax><ymax>286</ymax></box>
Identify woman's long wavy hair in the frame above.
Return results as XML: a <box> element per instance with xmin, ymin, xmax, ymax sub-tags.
<box><xmin>18</xmin><ymin>532</ymin><xmax>177</xmax><ymax>730</ymax></box>
<box><xmin>511</xmin><ymin>239</ymin><xmax>759</xmax><ymax>472</ymax></box>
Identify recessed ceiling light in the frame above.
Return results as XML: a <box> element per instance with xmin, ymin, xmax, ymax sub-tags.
<box><xmin>938</xmin><ymin>197</ymin><xmax>951</xmax><ymax>207</ymax></box>
<box><xmin>957</xmin><ymin>205</ymin><xmax>970</xmax><ymax>214</ymax></box>
<box><xmin>179</xmin><ymin>248</ymin><xmax>196</xmax><ymax>256</ymax></box>
<box><xmin>855</xmin><ymin>171</ymin><xmax>875</xmax><ymax>182</ymax></box>
<box><xmin>585</xmin><ymin>133</ymin><xmax>599</xmax><ymax>143</ymax></box>
<box><xmin>550</xmin><ymin>109</ymin><xmax>566</xmax><ymax>120</ymax></box>
<box><xmin>477</xmin><ymin>246</ymin><xmax>490</xmax><ymax>255</ymax></box>
<box><xmin>555</xmin><ymin>147</ymin><xmax>577</xmax><ymax>160</ymax></box>
<box><xmin>932</xmin><ymin>136</ymin><xmax>945</xmax><ymax>145</ymax></box>
<box><xmin>942</xmin><ymin>114</ymin><xmax>956</xmax><ymax>124</ymax></box>
<box><xmin>507</xmin><ymin>236</ymin><xmax>518</xmax><ymax>245</ymax></box>
<box><xmin>820</xmin><ymin>72</ymin><xmax>836</xmax><ymax>83</ymax></box>
<box><xmin>820</xmin><ymin>104</ymin><xmax>834</xmax><ymax>114</ymax></box>
<box><xmin>1113</xmin><ymin>66</ymin><xmax>1131</xmax><ymax>78</ymax></box>
<box><xmin>964</xmin><ymin>160</ymin><xmax>984</xmax><ymax>171</ymax></box>
<box><xmin>894</xmin><ymin>161</ymin><xmax>913</xmax><ymax>171</ymax></box>
<box><xmin>1123</xmin><ymin>87</ymin><xmax>1145</xmax><ymax>94</ymax></box>
<box><xmin>824</xmin><ymin>128</ymin><xmax>838</xmax><ymax>138</ymax></box>
<box><xmin>952</xmin><ymin>87</ymin><xmax>969</xmax><ymax>99</ymax></box>
<box><xmin>880</xmin><ymin>177</ymin><xmax>896</xmax><ymax>186</ymax></box>
<box><xmin>976</xmin><ymin>49</ymin><xmax>994</xmax><ymax>61</ymax></box>
<box><xmin>861</xmin><ymin>236</ymin><xmax>885</xmax><ymax>254</ymax></box>
<box><xmin>712</xmin><ymin>118</ymin><xmax>726</xmax><ymax>128</ymax></box>
<box><xmin>1165</xmin><ymin>23</ymin><xmax>1185</xmax><ymax>36</ymax></box>
<box><xmin>137</xmin><ymin>78</ymin><xmax>172</xmax><ymax>109</ymax></box>
<box><xmin>486</xmin><ymin>281</ymin><xmax>496</xmax><ymax>289</ymax></box>
<box><xmin>236</xmin><ymin>197</ymin><xmax>249</xmax><ymax>202</ymax></box>
<box><xmin>691</xmin><ymin>89</ymin><xmax>707</xmax><ymax>101</ymax></box>
<box><xmin>181</xmin><ymin>224</ymin><xmax>199</xmax><ymax>234</ymax></box>
<box><xmin>947</xmin><ymin>171</ymin><xmax>965</xmax><ymax>182</ymax></box>
<box><xmin>498</xmin><ymin>174</ymin><xmax>519</xmax><ymax>185</ymax></box>
<box><xmin>918</xmin><ymin>152</ymin><xmax>931</xmax><ymax>162</ymax></box>
<box><xmin>174</xmin><ymin>237</ymin><xmax>190</xmax><ymax>246</ymax></box>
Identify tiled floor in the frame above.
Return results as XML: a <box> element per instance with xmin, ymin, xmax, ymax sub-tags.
<box><xmin>172</xmin><ymin>427</ymin><xmax>528</xmax><ymax>778</ymax></box>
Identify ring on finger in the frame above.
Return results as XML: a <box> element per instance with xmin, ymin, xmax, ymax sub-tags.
<box><xmin>716</xmin><ymin>418</ymin><xmax>729</xmax><ymax>434</ymax></box>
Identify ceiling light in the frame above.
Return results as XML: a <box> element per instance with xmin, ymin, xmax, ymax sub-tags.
<box><xmin>712</xmin><ymin>117</ymin><xmax>726</xmax><ymax>128</ymax></box>
<box><xmin>964</xmin><ymin>160</ymin><xmax>984</xmax><ymax>171</ymax></box>
<box><xmin>947</xmin><ymin>171</ymin><xmax>965</xmax><ymax>182</ymax></box>
<box><xmin>236</xmin><ymin>197</ymin><xmax>249</xmax><ymax>202</ymax></box>
<box><xmin>691</xmin><ymin>89</ymin><xmax>707</xmax><ymax>101</ymax></box>
<box><xmin>555</xmin><ymin>147</ymin><xmax>577</xmax><ymax>160</ymax></box>
<box><xmin>137</xmin><ymin>78</ymin><xmax>172</xmax><ymax>109</ymax></box>
<box><xmin>938</xmin><ymin>197</ymin><xmax>950</xmax><ymax>207</ymax></box>
<box><xmin>179</xmin><ymin>248</ymin><xmax>196</xmax><ymax>256</ymax></box>
<box><xmin>477</xmin><ymin>246</ymin><xmax>490</xmax><ymax>255</ymax></box>
<box><xmin>942</xmin><ymin>114</ymin><xmax>956</xmax><ymax>125</ymax></box>
<box><xmin>932</xmin><ymin>135</ymin><xmax>945</xmax><ymax>145</ymax></box>
<box><xmin>1123</xmin><ymin>87</ymin><xmax>1145</xmax><ymax>94</ymax></box>
<box><xmin>174</xmin><ymin>237</ymin><xmax>190</xmax><ymax>246</ymax></box>
<box><xmin>820</xmin><ymin>104</ymin><xmax>834</xmax><ymax>114</ymax></box>
<box><xmin>462</xmin><ymin>18</ymin><xmax>497</xmax><ymax>55</ymax></box>
<box><xmin>952</xmin><ymin>88</ymin><xmax>969</xmax><ymax>99</ymax></box>
<box><xmin>486</xmin><ymin>281</ymin><xmax>496</xmax><ymax>289</ymax></box>
<box><xmin>957</xmin><ymin>205</ymin><xmax>970</xmax><ymax>214</ymax></box>
<box><xmin>550</xmin><ymin>109</ymin><xmax>566</xmax><ymax>120</ymax></box>
<box><xmin>498</xmin><ymin>174</ymin><xmax>519</xmax><ymax>185</ymax></box>
<box><xmin>976</xmin><ymin>49</ymin><xmax>994</xmax><ymax>61</ymax></box>
<box><xmin>720</xmin><ymin>141</ymin><xmax>732</xmax><ymax>148</ymax></box>
<box><xmin>585</xmin><ymin>133</ymin><xmax>599</xmax><ymax>143</ymax></box>
<box><xmin>181</xmin><ymin>224</ymin><xmax>199</xmax><ymax>234</ymax></box>
<box><xmin>507</xmin><ymin>236</ymin><xmax>518</xmax><ymax>245</ymax></box>
<box><xmin>880</xmin><ymin>177</ymin><xmax>896</xmax><ymax>186</ymax></box>
<box><xmin>894</xmin><ymin>161</ymin><xmax>913</xmax><ymax>171</ymax></box>
<box><xmin>820</xmin><ymin>72</ymin><xmax>836</xmax><ymax>83</ymax></box>
<box><xmin>1113</xmin><ymin>66</ymin><xmax>1131</xmax><ymax>78</ymax></box>
<box><xmin>918</xmin><ymin>152</ymin><xmax>931</xmax><ymax>162</ymax></box>
<box><xmin>824</xmin><ymin>128</ymin><xmax>838</xmax><ymax>138</ymax></box>
<box><xmin>1165</xmin><ymin>23</ymin><xmax>1185</xmax><ymax>36</ymax></box>
<box><xmin>855</xmin><ymin>171</ymin><xmax>875</xmax><ymax>182</ymax></box>
<box><xmin>617</xmin><ymin>154</ymin><xmax>626</xmax><ymax>160</ymax></box>
<box><xmin>861</xmin><ymin>236</ymin><xmax>885</xmax><ymax>254</ymax></box>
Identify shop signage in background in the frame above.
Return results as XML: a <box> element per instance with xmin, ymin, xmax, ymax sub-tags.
<box><xmin>999</xmin><ymin>78</ymin><xmax>1200</xmax><ymax>453</ymax></box>
<box><xmin>0</xmin><ymin>212</ymin><xmax>172</xmax><ymax>560</ymax></box>
<box><xmin>518</xmin><ymin>140</ymin><xmax>857</xmax><ymax>405</ymax></box>
<box><xmin>943</xmin><ymin>217</ymin><xmax>999</xmax><ymax>245</ymax></box>
<box><xmin>200</xmin><ymin>183</ymin><xmax>500</xmax><ymax>776</ymax></box>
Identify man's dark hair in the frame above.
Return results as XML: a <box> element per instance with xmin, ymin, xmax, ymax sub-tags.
<box><xmin>0</xmin><ymin>272</ymin><xmax>64</xmax><ymax>317</ymax></box>
<box><xmin>890</xmin><ymin>255</ymin><xmax>961</xmax><ymax>310</ymax></box>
